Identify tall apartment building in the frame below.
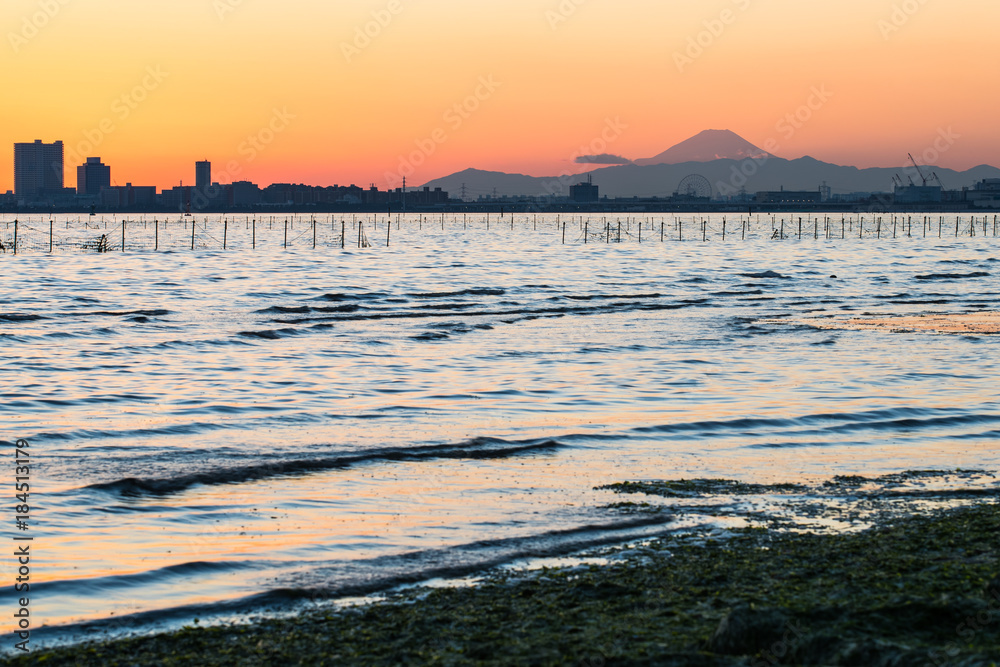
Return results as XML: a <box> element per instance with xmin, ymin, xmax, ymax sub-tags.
<box><xmin>14</xmin><ymin>140</ymin><xmax>64</xmax><ymax>200</ymax></box>
<box><xmin>196</xmin><ymin>161</ymin><xmax>211</xmax><ymax>189</ymax></box>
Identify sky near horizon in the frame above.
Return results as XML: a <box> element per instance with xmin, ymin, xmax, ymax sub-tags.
<box><xmin>1</xmin><ymin>0</ymin><xmax>997</xmax><ymax>191</ymax></box>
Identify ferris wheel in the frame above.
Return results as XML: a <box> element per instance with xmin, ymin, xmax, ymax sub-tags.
<box><xmin>675</xmin><ymin>174</ymin><xmax>713</xmax><ymax>199</ymax></box>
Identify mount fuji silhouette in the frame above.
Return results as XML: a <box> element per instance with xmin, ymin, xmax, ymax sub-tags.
<box><xmin>634</xmin><ymin>129</ymin><xmax>775</xmax><ymax>166</ymax></box>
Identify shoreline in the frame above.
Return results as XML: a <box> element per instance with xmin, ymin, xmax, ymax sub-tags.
<box><xmin>6</xmin><ymin>474</ymin><xmax>999</xmax><ymax>666</ymax></box>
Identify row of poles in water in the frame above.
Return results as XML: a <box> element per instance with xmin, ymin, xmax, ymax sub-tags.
<box><xmin>2</xmin><ymin>215</ymin><xmax>382</xmax><ymax>253</ymax></box>
<box><xmin>2</xmin><ymin>212</ymin><xmax>1000</xmax><ymax>254</ymax></box>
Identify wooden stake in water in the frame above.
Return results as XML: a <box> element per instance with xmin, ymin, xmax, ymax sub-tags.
<box><xmin>122</xmin><ymin>221</ymin><xmax>126</xmax><ymax>252</ymax></box>
<box><xmin>190</xmin><ymin>219</ymin><xmax>196</xmax><ymax>250</ymax></box>
<box><xmin>562</xmin><ymin>222</ymin><xmax>566</xmax><ymax>245</ymax></box>
<box><xmin>341</xmin><ymin>221</ymin><xmax>345</xmax><ymax>248</ymax></box>
<box><xmin>386</xmin><ymin>221</ymin><xmax>391</xmax><ymax>247</ymax></box>
<box><xmin>155</xmin><ymin>219</ymin><xmax>159</xmax><ymax>251</ymax></box>
<box><xmin>13</xmin><ymin>220</ymin><xmax>17</xmax><ymax>255</ymax></box>
<box><xmin>49</xmin><ymin>219</ymin><xmax>53</xmax><ymax>253</ymax></box>
<box><xmin>224</xmin><ymin>220</ymin><xmax>229</xmax><ymax>250</ymax></box>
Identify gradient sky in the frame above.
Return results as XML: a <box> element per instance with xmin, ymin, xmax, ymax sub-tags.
<box><xmin>2</xmin><ymin>0</ymin><xmax>998</xmax><ymax>192</ymax></box>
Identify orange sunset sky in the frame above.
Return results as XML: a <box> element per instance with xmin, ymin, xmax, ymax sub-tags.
<box><xmin>2</xmin><ymin>0</ymin><xmax>998</xmax><ymax>192</ymax></box>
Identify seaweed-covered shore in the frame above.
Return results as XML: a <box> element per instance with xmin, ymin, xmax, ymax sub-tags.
<box><xmin>7</xmin><ymin>480</ymin><xmax>1000</xmax><ymax>666</ymax></box>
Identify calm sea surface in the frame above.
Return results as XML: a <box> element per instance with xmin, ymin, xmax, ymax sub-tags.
<box><xmin>2</xmin><ymin>213</ymin><xmax>999</xmax><ymax>647</ymax></box>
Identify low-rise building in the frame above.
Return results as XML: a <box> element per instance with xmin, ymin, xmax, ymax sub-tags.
<box><xmin>756</xmin><ymin>190</ymin><xmax>822</xmax><ymax>205</ymax></box>
<box><xmin>231</xmin><ymin>181</ymin><xmax>261</xmax><ymax>207</ymax></box>
<box><xmin>100</xmin><ymin>184</ymin><xmax>157</xmax><ymax>209</ymax></box>
<box><xmin>967</xmin><ymin>179</ymin><xmax>1000</xmax><ymax>208</ymax></box>
<box><xmin>570</xmin><ymin>180</ymin><xmax>599</xmax><ymax>203</ymax></box>
<box><xmin>893</xmin><ymin>185</ymin><xmax>943</xmax><ymax>205</ymax></box>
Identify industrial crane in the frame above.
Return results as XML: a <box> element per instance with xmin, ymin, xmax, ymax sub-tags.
<box><xmin>908</xmin><ymin>153</ymin><xmax>932</xmax><ymax>186</ymax></box>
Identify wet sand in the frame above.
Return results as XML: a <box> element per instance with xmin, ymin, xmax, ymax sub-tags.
<box><xmin>774</xmin><ymin>311</ymin><xmax>1000</xmax><ymax>334</ymax></box>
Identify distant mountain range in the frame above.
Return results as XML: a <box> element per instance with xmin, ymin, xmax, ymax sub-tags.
<box><xmin>422</xmin><ymin>131</ymin><xmax>1000</xmax><ymax>199</ymax></box>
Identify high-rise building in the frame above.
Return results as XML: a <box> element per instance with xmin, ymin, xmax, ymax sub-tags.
<box><xmin>14</xmin><ymin>140</ymin><xmax>64</xmax><ymax>200</ymax></box>
<box><xmin>77</xmin><ymin>157</ymin><xmax>111</xmax><ymax>196</ymax></box>
<box><xmin>196</xmin><ymin>161</ymin><xmax>211</xmax><ymax>189</ymax></box>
